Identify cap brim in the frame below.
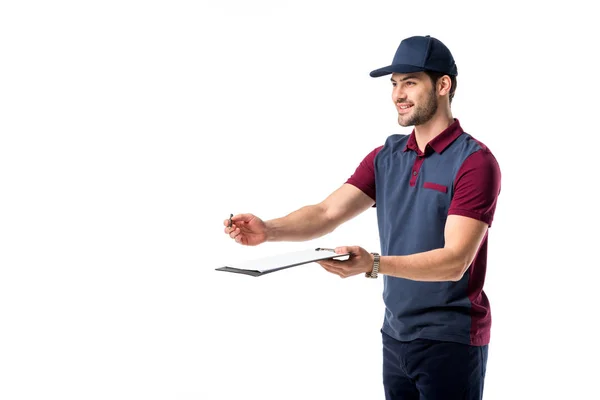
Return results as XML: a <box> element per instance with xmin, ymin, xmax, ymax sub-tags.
<box><xmin>369</xmin><ymin>64</ymin><xmax>425</xmax><ymax>78</ymax></box>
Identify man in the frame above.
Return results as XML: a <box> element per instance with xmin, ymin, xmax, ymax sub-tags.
<box><xmin>223</xmin><ymin>35</ymin><xmax>501</xmax><ymax>399</ymax></box>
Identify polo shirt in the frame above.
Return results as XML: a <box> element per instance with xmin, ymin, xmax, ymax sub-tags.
<box><xmin>346</xmin><ymin>119</ymin><xmax>501</xmax><ymax>346</ymax></box>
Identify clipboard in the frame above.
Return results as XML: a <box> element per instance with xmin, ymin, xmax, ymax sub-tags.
<box><xmin>215</xmin><ymin>247</ymin><xmax>351</xmax><ymax>277</ymax></box>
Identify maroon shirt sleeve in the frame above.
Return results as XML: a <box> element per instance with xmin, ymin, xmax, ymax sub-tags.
<box><xmin>345</xmin><ymin>146</ymin><xmax>383</xmax><ymax>202</ymax></box>
<box><xmin>448</xmin><ymin>148</ymin><xmax>501</xmax><ymax>227</ymax></box>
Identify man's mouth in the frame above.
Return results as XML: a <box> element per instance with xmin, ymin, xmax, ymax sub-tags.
<box><xmin>397</xmin><ymin>103</ymin><xmax>413</xmax><ymax>113</ymax></box>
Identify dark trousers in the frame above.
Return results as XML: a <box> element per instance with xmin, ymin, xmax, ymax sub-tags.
<box><xmin>382</xmin><ymin>330</ymin><xmax>488</xmax><ymax>400</ymax></box>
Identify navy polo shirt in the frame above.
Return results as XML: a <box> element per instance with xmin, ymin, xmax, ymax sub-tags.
<box><xmin>346</xmin><ymin>119</ymin><xmax>501</xmax><ymax>346</ymax></box>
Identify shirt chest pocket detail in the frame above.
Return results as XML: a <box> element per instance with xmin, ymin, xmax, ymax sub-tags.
<box><xmin>421</xmin><ymin>181</ymin><xmax>451</xmax><ymax>222</ymax></box>
<box><xmin>423</xmin><ymin>181</ymin><xmax>448</xmax><ymax>193</ymax></box>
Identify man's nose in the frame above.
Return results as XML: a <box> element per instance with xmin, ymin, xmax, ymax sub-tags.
<box><xmin>393</xmin><ymin>86</ymin><xmax>406</xmax><ymax>102</ymax></box>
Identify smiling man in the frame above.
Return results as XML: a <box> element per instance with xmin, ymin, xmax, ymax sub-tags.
<box><xmin>223</xmin><ymin>35</ymin><xmax>501</xmax><ymax>399</ymax></box>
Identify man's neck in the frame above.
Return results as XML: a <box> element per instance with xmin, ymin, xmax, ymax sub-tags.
<box><xmin>414</xmin><ymin>113</ymin><xmax>454</xmax><ymax>152</ymax></box>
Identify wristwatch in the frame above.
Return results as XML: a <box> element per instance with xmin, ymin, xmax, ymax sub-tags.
<box><xmin>366</xmin><ymin>252</ymin><xmax>380</xmax><ymax>279</ymax></box>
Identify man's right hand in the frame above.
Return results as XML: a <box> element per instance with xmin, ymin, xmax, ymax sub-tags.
<box><xmin>223</xmin><ymin>213</ymin><xmax>268</xmax><ymax>246</ymax></box>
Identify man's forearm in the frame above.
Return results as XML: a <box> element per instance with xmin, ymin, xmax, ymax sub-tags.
<box><xmin>379</xmin><ymin>248</ymin><xmax>468</xmax><ymax>282</ymax></box>
<box><xmin>265</xmin><ymin>204</ymin><xmax>336</xmax><ymax>242</ymax></box>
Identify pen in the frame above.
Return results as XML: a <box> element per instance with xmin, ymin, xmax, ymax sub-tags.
<box><xmin>228</xmin><ymin>213</ymin><xmax>233</xmax><ymax>228</ymax></box>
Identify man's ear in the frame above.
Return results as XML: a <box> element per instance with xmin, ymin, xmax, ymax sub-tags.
<box><xmin>438</xmin><ymin>75</ymin><xmax>452</xmax><ymax>96</ymax></box>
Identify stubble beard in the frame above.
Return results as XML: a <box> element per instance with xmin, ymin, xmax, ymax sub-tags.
<box><xmin>397</xmin><ymin>88</ymin><xmax>438</xmax><ymax>127</ymax></box>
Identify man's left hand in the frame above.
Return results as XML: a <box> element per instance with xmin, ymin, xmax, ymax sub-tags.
<box><xmin>316</xmin><ymin>246</ymin><xmax>374</xmax><ymax>278</ymax></box>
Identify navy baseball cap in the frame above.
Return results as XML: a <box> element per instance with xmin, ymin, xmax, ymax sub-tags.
<box><xmin>370</xmin><ymin>35</ymin><xmax>458</xmax><ymax>77</ymax></box>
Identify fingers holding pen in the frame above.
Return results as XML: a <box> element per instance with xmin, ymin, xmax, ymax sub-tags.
<box><xmin>223</xmin><ymin>213</ymin><xmax>234</xmax><ymax>228</ymax></box>
<box><xmin>221</xmin><ymin>212</ymin><xmax>267</xmax><ymax>246</ymax></box>
<box><xmin>222</xmin><ymin>214</ymin><xmax>243</xmax><ymax>241</ymax></box>
<box><xmin>223</xmin><ymin>214</ymin><xmax>235</xmax><ymax>233</ymax></box>
<box><xmin>223</xmin><ymin>223</ymin><xmax>240</xmax><ymax>238</ymax></box>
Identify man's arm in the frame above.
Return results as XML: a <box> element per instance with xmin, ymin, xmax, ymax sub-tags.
<box><xmin>378</xmin><ymin>215</ymin><xmax>488</xmax><ymax>281</ymax></box>
<box><xmin>266</xmin><ymin>183</ymin><xmax>375</xmax><ymax>242</ymax></box>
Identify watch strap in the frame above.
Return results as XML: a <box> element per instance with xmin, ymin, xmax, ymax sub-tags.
<box><xmin>366</xmin><ymin>252</ymin><xmax>380</xmax><ymax>279</ymax></box>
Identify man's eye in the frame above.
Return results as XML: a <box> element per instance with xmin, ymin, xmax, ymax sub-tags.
<box><xmin>406</xmin><ymin>81</ymin><xmax>415</xmax><ymax>86</ymax></box>
<box><xmin>392</xmin><ymin>83</ymin><xmax>397</xmax><ymax>87</ymax></box>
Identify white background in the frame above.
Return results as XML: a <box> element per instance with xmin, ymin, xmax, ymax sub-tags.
<box><xmin>1</xmin><ymin>1</ymin><xmax>598</xmax><ymax>399</ymax></box>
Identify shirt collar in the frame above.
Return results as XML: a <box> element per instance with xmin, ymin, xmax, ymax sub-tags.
<box><xmin>403</xmin><ymin>118</ymin><xmax>464</xmax><ymax>155</ymax></box>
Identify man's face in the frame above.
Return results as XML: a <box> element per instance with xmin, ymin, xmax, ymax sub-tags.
<box><xmin>391</xmin><ymin>72</ymin><xmax>437</xmax><ymax>127</ymax></box>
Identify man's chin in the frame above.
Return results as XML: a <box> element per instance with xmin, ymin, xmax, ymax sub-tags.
<box><xmin>397</xmin><ymin>116</ymin><xmax>414</xmax><ymax>127</ymax></box>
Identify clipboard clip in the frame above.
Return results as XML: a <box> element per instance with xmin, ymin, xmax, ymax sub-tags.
<box><xmin>315</xmin><ymin>247</ymin><xmax>336</xmax><ymax>252</ymax></box>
